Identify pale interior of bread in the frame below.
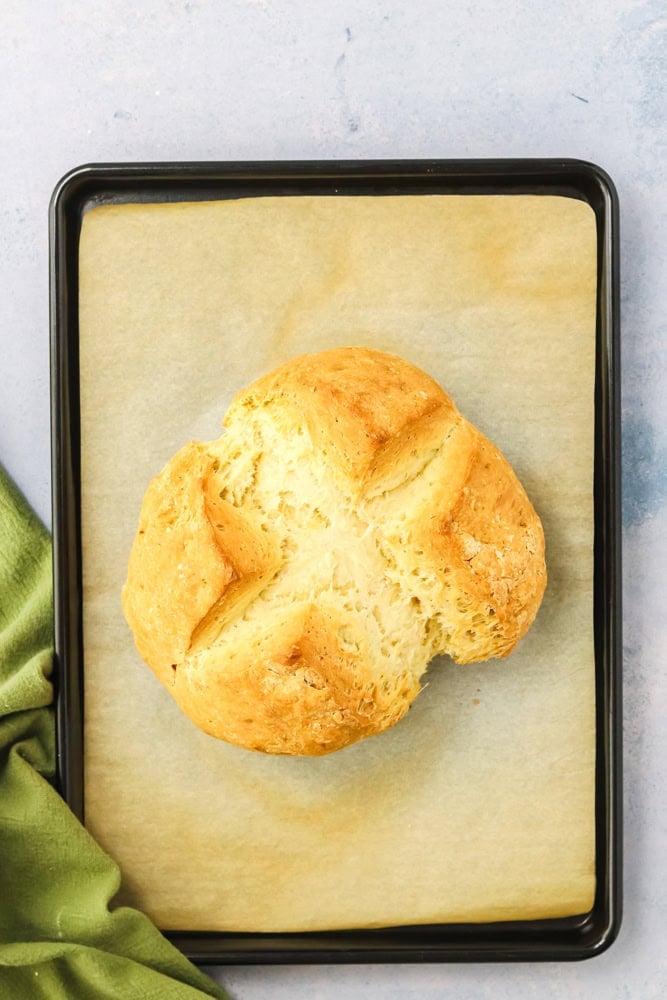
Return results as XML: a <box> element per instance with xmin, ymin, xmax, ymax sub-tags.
<box><xmin>201</xmin><ymin>414</ymin><xmax>432</xmax><ymax>683</ymax></box>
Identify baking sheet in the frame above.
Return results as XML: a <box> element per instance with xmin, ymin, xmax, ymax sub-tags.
<box><xmin>78</xmin><ymin>193</ymin><xmax>597</xmax><ymax>932</ymax></box>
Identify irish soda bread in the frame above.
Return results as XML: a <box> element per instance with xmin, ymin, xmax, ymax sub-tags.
<box><xmin>122</xmin><ymin>347</ymin><xmax>546</xmax><ymax>755</ymax></box>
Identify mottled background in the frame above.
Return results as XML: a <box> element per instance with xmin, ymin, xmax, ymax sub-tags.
<box><xmin>0</xmin><ymin>1</ymin><xmax>664</xmax><ymax>998</ymax></box>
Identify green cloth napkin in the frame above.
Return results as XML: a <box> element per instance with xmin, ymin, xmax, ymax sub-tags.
<box><xmin>0</xmin><ymin>467</ymin><xmax>229</xmax><ymax>999</ymax></box>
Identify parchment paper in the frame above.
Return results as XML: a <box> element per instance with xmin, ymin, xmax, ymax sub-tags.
<box><xmin>78</xmin><ymin>193</ymin><xmax>597</xmax><ymax>931</ymax></box>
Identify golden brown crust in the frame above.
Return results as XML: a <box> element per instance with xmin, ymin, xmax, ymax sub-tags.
<box><xmin>225</xmin><ymin>347</ymin><xmax>459</xmax><ymax>489</ymax></box>
<box><xmin>123</xmin><ymin>347</ymin><xmax>547</xmax><ymax>755</ymax></box>
<box><xmin>121</xmin><ymin>442</ymin><xmax>281</xmax><ymax>685</ymax></box>
<box><xmin>413</xmin><ymin>428</ymin><xmax>547</xmax><ymax>663</ymax></box>
<box><xmin>174</xmin><ymin>603</ymin><xmax>420</xmax><ymax>756</ymax></box>
<box><xmin>445</xmin><ymin>435</ymin><xmax>546</xmax><ymax>655</ymax></box>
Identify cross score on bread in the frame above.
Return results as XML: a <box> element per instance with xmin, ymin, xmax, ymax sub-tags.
<box><xmin>122</xmin><ymin>347</ymin><xmax>546</xmax><ymax>756</ymax></box>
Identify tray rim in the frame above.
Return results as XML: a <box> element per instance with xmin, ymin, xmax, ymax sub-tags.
<box><xmin>49</xmin><ymin>157</ymin><xmax>622</xmax><ymax>964</ymax></box>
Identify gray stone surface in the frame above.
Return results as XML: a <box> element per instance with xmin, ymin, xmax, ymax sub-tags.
<box><xmin>1</xmin><ymin>2</ymin><xmax>665</xmax><ymax>997</ymax></box>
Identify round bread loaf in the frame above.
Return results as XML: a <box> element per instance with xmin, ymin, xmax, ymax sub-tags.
<box><xmin>122</xmin><ymin>347</ymin><xmax>546</xmax><ymax>756</ymax></box>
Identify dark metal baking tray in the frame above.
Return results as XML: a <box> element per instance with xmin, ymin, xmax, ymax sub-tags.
<box><xmin>50</xmin><ymin>158</ymin><xmax>621</xmax><ymax>964</ymax></box>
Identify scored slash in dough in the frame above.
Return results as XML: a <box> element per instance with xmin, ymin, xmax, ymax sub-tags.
<box><xmin>122</xmin><ymin>346</ymin><xmax>547</xmax><ymax>755</ymax></box>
